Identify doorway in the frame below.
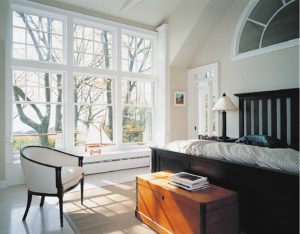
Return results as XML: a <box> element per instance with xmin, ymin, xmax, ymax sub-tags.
<box><xmin>188</xmin><ymin>63</ymin><xmax>219</xmax><ymax>139</ymax></box>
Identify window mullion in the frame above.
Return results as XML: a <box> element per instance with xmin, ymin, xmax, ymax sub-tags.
<box><xmin>115</xmin><ymin>78</ymin><xmax>123</xmax><ymax>146</ymax></box>
<box><xmin>64</xmin><ymin>15</ymin><xmax>74</xmax><ymax>151</ymax></box>
<box><xmin>114</xmin><ymin>27</ymin><xmax>122</xmax><ymax>146</ymax></box>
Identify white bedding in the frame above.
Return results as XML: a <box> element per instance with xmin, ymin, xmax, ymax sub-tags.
<box><xmin>163</xmin><ymin>140</ymin><xmax>299</xmax><ymax>174</ymax></box>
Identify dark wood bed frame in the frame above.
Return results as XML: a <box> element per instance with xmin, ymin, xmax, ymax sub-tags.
<box><xmin>151</xmin><ymin>88</ymin><xmax>299</xmax><ymax>234</ymax></box>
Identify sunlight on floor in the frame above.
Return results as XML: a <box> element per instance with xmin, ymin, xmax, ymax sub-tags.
<box><xmin>0</xmin><ymin>167</ymin><xmax>150</xmax><ymax>234</ymax></box>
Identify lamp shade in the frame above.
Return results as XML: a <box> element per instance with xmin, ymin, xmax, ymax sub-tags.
<box><xmin>212</xmin><ymin>93</ymin><xmax>237</xmax><ymax>111</ymax></box>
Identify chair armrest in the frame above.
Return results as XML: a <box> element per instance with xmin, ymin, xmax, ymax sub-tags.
<box><xmin>21</xmin><ymin>155</ymin><xmax>60</xmax><ymax>194</ymax></box>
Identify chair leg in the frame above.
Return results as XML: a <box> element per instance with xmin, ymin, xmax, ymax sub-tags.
<box><xmin>40</xmin><ymin>195</ymin><xmax>45</xmax><ymax>207</ymax></box>
<box><xmin>58</xmin><ymin>194</ymin><xmax>64</xmax><ymax>227</ymax></box>
<box><xmin>22</xmin><ymin>190</ymin><xmax>32</xmax><ymax>221</ymax></box>
<box><xmin>81</xmin><ymin>177</ymin><xmax>84</xmax><ymax>205</ymax></box>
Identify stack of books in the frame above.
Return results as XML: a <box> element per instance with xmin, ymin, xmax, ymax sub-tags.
<box><xmin>169</xmin><ymin>172</ymin><xmax>210</xmax><ymax>192</ymax></box>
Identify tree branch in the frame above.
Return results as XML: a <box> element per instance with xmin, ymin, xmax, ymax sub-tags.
<box><xmin>13</xmin><ymin>85</ymin><xmax>44</xmax><ymax>121</ymax></box>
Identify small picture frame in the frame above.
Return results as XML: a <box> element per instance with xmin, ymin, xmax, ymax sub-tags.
<box><xmin>174</xmin><ymin>91</ymin><xmax>186</xmax><ymax>107</ymax></box>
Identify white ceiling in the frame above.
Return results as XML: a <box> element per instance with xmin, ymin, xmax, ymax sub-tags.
<box><xmin>54</xmin><ymin>0</ymin><xmax>182</xmax><ymax>27</ymax></box>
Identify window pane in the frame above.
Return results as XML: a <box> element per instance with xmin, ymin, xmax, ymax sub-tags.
<box><xmin>73</xmin><ymin>24</ymin><xmax>112</xmax><ymax>69</ymax></box>
<box><xmin>52</xmin><ymin>20</ymin><xmax>63</xmax><ymax>35</ymax></box>
<box><xmin>122</xmin><ymin>80</ymin><xmax>153</xmax><ymax>144</ymax></box>
<box><xmin>239</xmin><ymin>21</ymin><xmax>264</xmax><ymax>53</ymax></box>
<box><xmin>74</xmin><ymin>75</ymin><xmax>112</xmax><ymax>104</ymax></box>
<box><xmin>13</xmin><ymin>28</ymin><xmax>26</xmax><ymax>43</ymax></box>
<box><xmin>74</xmin><ymin>105</ymin><xmax>113</xmax><ymax>151</ymax></box>
<box><xmin>13</xmin><ymin>104</ymin><xmax>64</xmax><ymax>153</ymax></box>
<box><xmin>13</xmin><ymin>43</ymin><xmax>26</xmax><ymax>59</ymax></box>
<box><xmin>121</xmin><ymin>34</ymin><xmax>153</xmax><ymax>74</ymax></box>
<box><xmin>12</xmin><ymin>70</ymin><xmax>64</xmax><ymax>154</ymax></box>
<box><xmin>74</xmin><ymin>75</ymin><xmax>113</xmax><ymax>154</ymax></box>
<box><xmin>12</xmin><ymin>11</ymin><xmax>64</xmax><ymax>63</ymax></box>
<box><xmin>52</xmin><ymin>35</ymin><xmax>63</xmax><ymax>49</ymax></box>
<box><xmin>122</xmin><ymin>80</ymin><xmax>153</xmax><ymax>105</ymax></box>
<box><xmin>122</xmin><ymin>107</ymin><xmax>152</xmax><ymax>143</ymax></box>
<box><xmin>13</xmin><ymin>11</ymin><xmax>26</xmax><ymax>28</ymax></box>
<box><xmin>249</xmin><ymin>0</ymin><xmax>282</xmax><ymax>24</ymax></box>
<box><xmin>262</xmin><ymin>1</ymin><xmax>299</xmax><ymax>47</ymax></box>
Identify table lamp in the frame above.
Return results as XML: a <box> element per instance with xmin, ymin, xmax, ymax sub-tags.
<box><xmin>212</xmin><ymin>93</ymin><xmax>237</xmax><ymax>140</ymax></box>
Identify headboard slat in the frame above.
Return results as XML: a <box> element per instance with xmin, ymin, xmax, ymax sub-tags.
<box><xmin>271</xmin><ymin>98</ymin><xmax>277</xmax><ymax>137</ymax></box>
<box><xmin>246</xmin><ymin>100</ymin><xmax>251</xmax><ymax>135</ymax></box>
<box><xmin>291</xmin><ymin>95</ymin><xmax>299</xmax><ymax>149</ymax></box>
<box><xmin>239</xmin><ymin>99</ymin><xmax>244</xmax><ymax>137</ymax></box>
<box><xmin>280</xmin><ymin>98</ymin><xmax>287</xmax><ymax>145</ymax></box>
<box><xmin>262</xmin><ymin>100</ymin><xmax>268</xmax><ymax>135</ymax></box>
<box><xmin>235</xmin><ymin>88</ymin><xmax>299</xmax><ymax>150</ymax></box>
<box><xmin>253</xmin><ymin>100</ymin><xmax>259</xmax><ymax>134</ymax></box>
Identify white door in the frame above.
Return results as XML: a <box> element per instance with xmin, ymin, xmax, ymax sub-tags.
<box><xmin>188</xmin><ymin>63</ymin><xmax>219</xmax><ymax>139</ymax></box>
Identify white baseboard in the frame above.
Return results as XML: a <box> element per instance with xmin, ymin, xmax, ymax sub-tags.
<box><xmin>0</xmin><ymin>180</ymin><xmax>7</xmax><ymax>189</ymax></box>
<box><xmin>83</xmin><ymin>149</ymin><xmax>151</xmax><ymax>175</ymax></box>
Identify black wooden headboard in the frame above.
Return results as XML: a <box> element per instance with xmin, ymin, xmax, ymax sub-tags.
<box><xmin>235</xmin><ymin>88</ymin><xmax>299</xmax><ymax>150</ymax></box>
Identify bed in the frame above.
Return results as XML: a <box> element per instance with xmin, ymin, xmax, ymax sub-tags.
<box><xmin>151</xmin><ymin>88</ymin><xmax>299</xmax><ymax>234</ymax></box>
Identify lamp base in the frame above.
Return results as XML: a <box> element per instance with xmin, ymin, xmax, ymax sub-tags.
<box><xmin>216</xmin><ymin>137</ymin><xmax>238</xmax><ymax>143</ymax></box>
<box><xmin>217</xmin><ymin>136</ymin><xmax>229</xmax><ymax>140</ymax></box>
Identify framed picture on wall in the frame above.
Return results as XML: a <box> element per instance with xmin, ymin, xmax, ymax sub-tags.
<box><xmin>174</xmin><ymin>91</ymin><xmax>186</xmax><ymax>107</ymax></box>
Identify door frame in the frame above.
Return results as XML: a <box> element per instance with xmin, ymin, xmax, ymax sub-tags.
<box><xmin>187</xmin><ymin>62</ymin><xmax>220</xmax><ymax>139</ymax></box>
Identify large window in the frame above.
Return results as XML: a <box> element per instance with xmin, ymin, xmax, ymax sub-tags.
<box><xmin>10</xmin><ymin>3</ymin><xmax>158</xmax><ymax>158</ymax></box>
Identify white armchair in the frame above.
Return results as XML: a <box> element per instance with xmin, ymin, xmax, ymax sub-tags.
<box><xmin>20</xmin><ymin>146</ymin><xmax>84</xmax><ymax>227</ymax></box>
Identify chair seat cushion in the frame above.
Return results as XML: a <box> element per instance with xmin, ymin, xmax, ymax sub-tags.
<box><xmin>61</xmin><ymin>166</ymin><xmax>84</xmax><ymax>190</ymax></box>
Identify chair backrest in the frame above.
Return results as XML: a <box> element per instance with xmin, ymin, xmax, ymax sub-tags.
<box><xmin>21</xmin><ymin>146</ymin><xmax>75</xmax><ymax>166</ymax></box>
<box><xmin>20</xmin><ymin>146</ymin><xmax>59</xmax><ymax>194</ymax></box>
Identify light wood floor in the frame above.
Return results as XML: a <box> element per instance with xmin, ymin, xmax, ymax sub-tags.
<box><xmin>0</xmin><ymin>167</ymin><xmax>150</xmax><ymax>234</ymax></box>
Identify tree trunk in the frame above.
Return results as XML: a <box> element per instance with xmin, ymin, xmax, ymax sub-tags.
<box><xmin>55</xmin><ymin>74</ymin><xmax>62</xmax><ymax>132</ymax></box>
<box><xmin>103</xmin><ymin>32</ymin><xmax>113</xmax><ymax>131</ymax></box>
<box><xmin>39</xmin><ymin>135</ymin><xmax>49</xmax><ymax>146</ymax></box>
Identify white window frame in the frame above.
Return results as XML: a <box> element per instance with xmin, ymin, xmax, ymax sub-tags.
<box><xmin>7</xmin><ymin>0</ymin><xmax>161</xmax><ymax>163</ymax></box>
<box><xmin>231</xmin><ymin>0</ymin><xmax>299</xmax><ymax>60</ymax></box>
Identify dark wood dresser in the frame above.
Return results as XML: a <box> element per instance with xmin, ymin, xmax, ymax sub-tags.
<box><xmin>135</xmin><ymin>171</ymin><xmax>238</xmax><ymax>234</ymax></box>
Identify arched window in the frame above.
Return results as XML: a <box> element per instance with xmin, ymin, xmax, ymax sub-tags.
<box><xmin>233</xmin><ymin>0</ymin><xmax>299</xmax><ymax>58</ymax></box>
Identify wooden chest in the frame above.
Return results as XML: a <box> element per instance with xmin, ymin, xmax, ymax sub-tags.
<box><xmin>135</xmin><ymin>171</ymin><xmax>238</xmax><ymax>234</ymax></box>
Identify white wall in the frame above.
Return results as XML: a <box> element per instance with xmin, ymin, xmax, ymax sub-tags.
<box><xmin>190</xmin><ymin>0</ymin><xmax>299</xmax><ymax>138</ymax></box>
<box><xmin>169</xmin><ymin>66</ymin><xmax>188</xmax><ymax>141</ymax></box>
<box><xmin>166</xmin><ymin>0</ymin><xmax>234</xmax><ymax>141</ymax></box>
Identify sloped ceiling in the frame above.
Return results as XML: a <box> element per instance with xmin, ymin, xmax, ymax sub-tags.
<box><xmin>38</xmin><ymin>0</ymin><xmax>182</xmax><ymax>27</ymax></box>
<box><xmin>168</xmin><ymin>0</ymin><xmax>235</xmax><ymax>68</ymax></box>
